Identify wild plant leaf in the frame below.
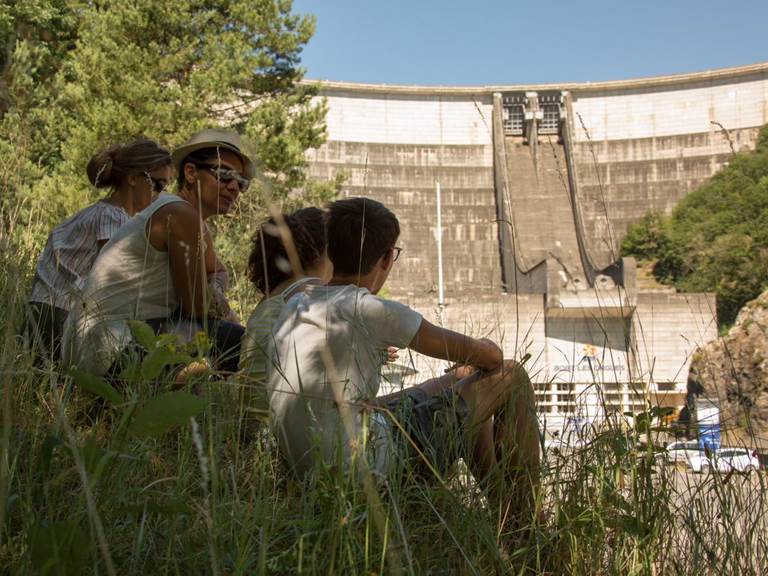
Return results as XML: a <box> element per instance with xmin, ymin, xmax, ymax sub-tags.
<box><xmin>193</xmin><ymin>330</ymin><xmax>212</xmax><ymax>354</ymax></box>
<box><xmin>119</xmin><ymin>362</ymin><xmax>143</xmax><ymax>384</ymax></box>
<box><xmin>607</xmin><ymin>434</ymin><xmax>632</xmax><ymax>457</ymax></box>
<box><xmin>37</xmin><ymin>433</ymin><xmax>61</xmax><ymax>478</ymax></box>
<box><xmin>141</xmin><ymin>347</ymin><xmax>193</xmax><ymax>380</ymax></box>
<box><xmin>127</xmin><ymin>320</ymin><xmax>158</xmax><ymax>350</ymax></box>
<box><xmin>634</xmin><ymin>411</ymin><xmax>651</xmax><ymax>434</ymax></box>
<box><xmin>130</xmin><ymin>391</ymin><xmax>205</xmax><ymax>438</ymax></box>
<box><xmin>80</xmin><ymin>437</ymin><xmax>118</xmax><ymax>480</ymax></box>
<box><xmin>616</xmin><ymin>513</ymin><xmax>648</xmax><ymax>537</ymax></box>
<box><xmin>650</xmin><ymin>406</ymin><xmax>676</xmax><ymax>419</ymax></box>
<box><xmin>157</xmin><ymin>333</ymin><xmax>181</xmax><ymax>349</ymax></box>
<box><xmin>28</xmin><ymin>519</ymin><xmax>91</xmax><ymax>575</ymax></box>
<box><xmin>69</xmin><ymin>369</ymin><xmax>122</xmax><ymax>404</ymax></box>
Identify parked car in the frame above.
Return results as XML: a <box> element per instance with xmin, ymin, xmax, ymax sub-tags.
<box><xmin>655</xmin><ymin>440</ymin><xmax>700</xmax><ymax>464</ymax></box>
<box><xmin>687</xmin><ymin>448</ymin><xmax>760</xmax><ymax>473</ymax></box>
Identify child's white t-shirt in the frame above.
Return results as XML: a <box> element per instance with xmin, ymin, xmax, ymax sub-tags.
<box><xmin>266</xmin><ymin>284</ymin><xmax>423</xmax><ymax>477</ymax></box>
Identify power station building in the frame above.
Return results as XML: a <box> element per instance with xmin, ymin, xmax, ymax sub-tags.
<box><xmin>304</xmin><ymin>62</ymin><xmax>768</xmax><ymax>433</ymax></box>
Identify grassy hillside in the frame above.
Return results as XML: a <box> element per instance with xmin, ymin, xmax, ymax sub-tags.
<box><xmin>1</xmin><ymin>215</ymin><xmax>767</xmax><ymax>574</ymax></box>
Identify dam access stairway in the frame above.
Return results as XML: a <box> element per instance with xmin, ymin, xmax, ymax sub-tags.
<box><xmin>492</xmin><ymin>91</ymin><xmax>636</xmax><ymax>315</ymax></box>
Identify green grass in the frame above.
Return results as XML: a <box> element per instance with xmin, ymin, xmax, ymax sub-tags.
<box><xmin>1</xmin><ymin>214</ymin><xmax>767</xmax><ymax>576</ymax></box>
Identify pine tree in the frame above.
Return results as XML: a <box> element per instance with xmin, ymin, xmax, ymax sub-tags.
<box><xmin>0</xmin><ymin>0</ymin><xmax>340</xmax><ymax>231</ymax></box>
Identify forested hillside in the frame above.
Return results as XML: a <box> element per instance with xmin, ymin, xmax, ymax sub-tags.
<box><xmin>622</xmin><ymin>125</ymin><xmax>768</xmax><ymax>326</ymax></box>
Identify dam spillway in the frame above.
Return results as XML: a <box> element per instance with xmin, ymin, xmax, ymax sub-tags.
<box><xmin>304</xmin><ymin>62</ymin><xmax>768</xmax><ymax>430</ymax></box>
<box><xmin>494</xmin><ymin>92</ymin><xmax>589</xmax><ymax>294</ymax></box>
<box><xmin>501</xmin><ymin>137</ymin><xmax>579</xmax><ymax>280</ymax></box>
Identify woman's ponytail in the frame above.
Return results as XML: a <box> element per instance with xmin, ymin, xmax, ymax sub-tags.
<box><xmin>86</xmin><ymin>139</ymin><xmax>171</xmax><ymax>189</ymax></box>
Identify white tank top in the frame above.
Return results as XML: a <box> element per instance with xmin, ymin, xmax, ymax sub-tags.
<box><xmin>62</xmin><ymin>194</ymin><xmax>187</xmax><ymax>375</ymax></box>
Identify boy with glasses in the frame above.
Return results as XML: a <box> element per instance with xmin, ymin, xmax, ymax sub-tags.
<box><xmin>267</xmin><ymin>197</ymin><xmax>540</xmax><ymax>521</ymax></box>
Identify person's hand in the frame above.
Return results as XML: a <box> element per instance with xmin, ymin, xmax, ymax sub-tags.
<box><xmin>207</xmin><ymin>276</ymin><xmax>236</xmax><ymax>321</ymax></box>
<box><xmin>386</xmin><ymin>346</ymin><xmax>399</xmax><ymax>362</ymax></box>
<box><xmin>443</xmin><ymin>363</ymin><xmax>478</xmax><ymax>377</ymax></box>
<box><xmin>476</xmin><ymin>338</ymin><xmax>503</xmax><ymax>371</ymax></box>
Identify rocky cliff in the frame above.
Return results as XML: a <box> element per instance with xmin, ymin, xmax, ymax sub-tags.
<box><xmin>686</xmin><ymin>289</ymin><xmax>768</xmax><ymax>446</ymax></box>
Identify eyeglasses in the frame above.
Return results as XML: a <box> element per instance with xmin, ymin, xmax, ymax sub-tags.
<box><xmin>143</xmin><ymin>172</ymin><xmax>168</xmax><ymax>193</ymax></box>
<box><xmin>196</xmin><ymin>163</ymin><xmax>251</xmax><ymax>192</ymax></box>
<box><xmin>392</xmin><ymin>246</ymin><xmax>403</xmax><ymax>262</ymax></box>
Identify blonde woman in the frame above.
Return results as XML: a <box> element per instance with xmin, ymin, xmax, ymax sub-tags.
<box><xmin>28</xmin><ymin>139</ymin><xmax>172</xmax><ymax>359</ymax></box>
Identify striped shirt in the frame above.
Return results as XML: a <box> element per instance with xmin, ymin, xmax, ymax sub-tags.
<box><xmin>29</xmin><ymin>201</ymin><xmax>128</xmax><ymax>311</ymax></box>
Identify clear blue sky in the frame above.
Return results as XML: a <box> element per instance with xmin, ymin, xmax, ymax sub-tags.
<box><xmin>292</xmin><ymin>0</ymin><xmax>768</xmax><ymax>86</ymax></box>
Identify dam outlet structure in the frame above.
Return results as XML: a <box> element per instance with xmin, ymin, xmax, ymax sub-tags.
<box><xmin>303</xmin><ymin>62</ymin><xmax>768</xmax><ymax>435</ymax></box>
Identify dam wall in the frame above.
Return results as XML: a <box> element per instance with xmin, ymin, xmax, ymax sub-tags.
<box><xmin>308</xmin><ymin>63</ymin><xmax>768</xmax><ymax>297</ymax></box>
<box><xmin>303</xmin><ymin>63</ymin><xmax>766</xmax><ymax>424</ymax></box>
<box><xmin>568</xmin><ymin>67</ymin><xmax>768</xmax><ymax>268</ymax></box>
<box><xmin>306</xmin><ymin>91</ymin><xmax>499</xmax><ymax>298</ymax></box>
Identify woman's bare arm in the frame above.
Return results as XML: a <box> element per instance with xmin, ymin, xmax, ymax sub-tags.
<box><xmin>202</xmin><ymin>224</ymin><xmax>228</xmax><ymax>282</ymax></box>
<box><xmin>148</xmin><ymin>203</ymin><xmax>207</xmax><ymax>318</ymax></box>
<box><xmin>201</xmin><ymin>225</ymin><xmax>239</xmax><ymax>321</ymax></box>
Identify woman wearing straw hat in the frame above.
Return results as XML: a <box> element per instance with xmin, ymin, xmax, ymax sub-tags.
<box><xmin>62</xmin><ymin>129</ymin><xmax>254</xmax><ymax>378</ymax></box>
<box><xmin>28</xmin><ymin>139</ymin><xmax>172</xmax><ymax>361</ymax></box>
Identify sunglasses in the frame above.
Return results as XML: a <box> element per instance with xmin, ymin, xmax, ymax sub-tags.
<box><xmin>196</xmin><ymin>163</ymin><xmax>251</xmax><ymax>192</ymax></box>
<box><xmin>143</xmin><ymin>172</ymin><xmax>168</xmax><ymax>193</ymax></box>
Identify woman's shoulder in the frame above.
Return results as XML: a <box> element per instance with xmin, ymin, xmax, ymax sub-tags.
<box><xmin>54</xmin><ymin>200</ymin><xmax>125</xmax><ymax>231</ymax></box>
<box><xmin>143</xmin><ymin>194</ymin><xmax>197</xmax><ymax>225</ymax></box>
<box><xmin>141</xmin><ymin>194</ymin><xmax>189</xmax><ymax>215</ymax></box>
<box><xmin>45</xmin><ymin>202</ymin><xmax>126</xmax><ymax>249</ymax></box>
<box><xmin>85</xmin><ymin>200</ymin><xmax>127</xmax><ymax>218</ymax></box>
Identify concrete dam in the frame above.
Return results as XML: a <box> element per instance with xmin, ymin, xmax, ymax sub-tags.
<box><xmin>305</xmin><ymin>62</ymin><xmax>768</xmax><ymax>431</ymax></box>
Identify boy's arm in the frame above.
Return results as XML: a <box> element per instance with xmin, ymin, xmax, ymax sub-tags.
<box><xmin>407</xmin><ymin>319</ymin><xmax>502</xmax><ymax>371</ymax></box>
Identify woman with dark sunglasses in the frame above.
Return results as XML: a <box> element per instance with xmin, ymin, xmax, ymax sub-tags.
<box><xmin>62</xmin><ymin>129</ymin><xmax>253</xmax><ymax>379</ymax></box>
<box><xmin>28</xmin><ymin>139</ymin><xmax>172</xmax><ymax>360</ymax></box>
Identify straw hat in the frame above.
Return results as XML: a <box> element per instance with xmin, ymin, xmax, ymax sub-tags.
<box><xmin>172</xmin><ymin>129</ymin><xmax>256</xmax><ymax>178</ymax></box>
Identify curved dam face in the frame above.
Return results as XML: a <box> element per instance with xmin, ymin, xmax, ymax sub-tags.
<box><xmin>568</xmin><ymin>68</ymin><xmax>767</xmax><ymax>271</ymax></box>
<box><xmin>304</xmin><ymin>63</ymin><xmax>767</xmax><ymax>431</ymax></box>
<box><xmin>307</xmin><ymin>93</ymin><xmax>500</xmax><ymax>298</ymax></box>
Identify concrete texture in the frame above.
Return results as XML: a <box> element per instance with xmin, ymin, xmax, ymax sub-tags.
<box><xmin>306</xmin><ymin>140</ymin><xmax>500</xmax><ymax>298</ymax></box>
<box><xmin>687</xmin><ymin>289</ymin><xmax>768</xmax><ymax>449</ymax></box>
<box><xmin>502</xmin><ymin>137</ymin><xmax>583</xmax><ymax>279</ymax></box>
<box><xmin>633</xmin><ymin>292</ymin><xmax>718</xmax><ymax>385</ymax></box>
<box><xmin>300</xmin><ymin>62</ymin><xmax>766</xmax><ymax>425</ymax></box>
